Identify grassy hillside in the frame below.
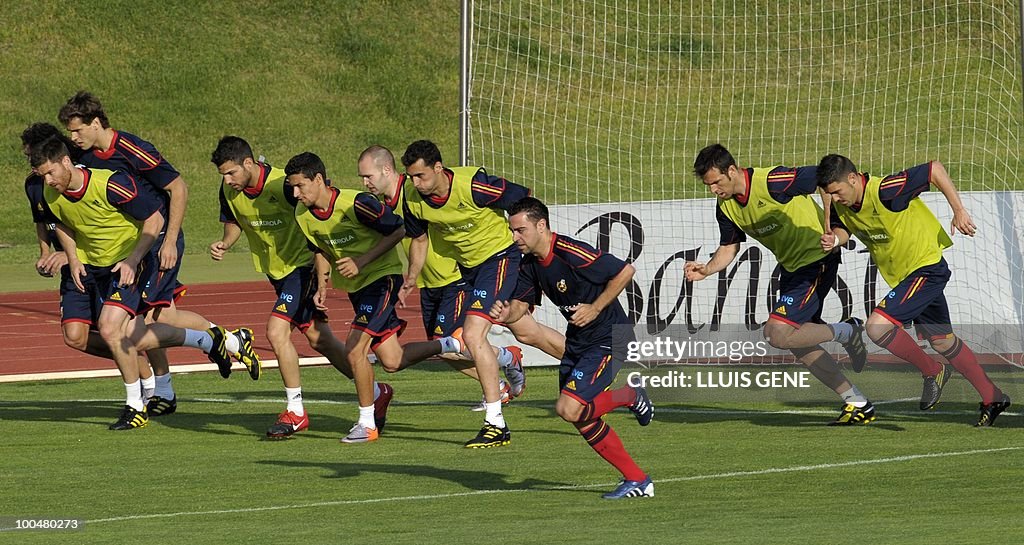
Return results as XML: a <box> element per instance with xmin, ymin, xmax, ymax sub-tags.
<box><xmin>0</xmin><ymin>0</ymin><xmax>461</xmax><ymax>264</ymax></box>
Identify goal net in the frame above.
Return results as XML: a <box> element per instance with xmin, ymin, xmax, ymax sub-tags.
<box><xmin>467</xmin><ymin>0</ymin><xmax>1024</xmax><ymax>367</ymax></box>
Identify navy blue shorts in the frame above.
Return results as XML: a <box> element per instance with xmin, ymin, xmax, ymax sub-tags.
<box><xmin>559</xmin><ymin>345</ymin><xmax>621</xmax><ymax>404</ymax></box>
<box><xmin>59</xmin><ymin>265</ymin><xmax>103</xmax><ymax>326</ymax></box>
<box><xmin>420</xmin><ymin>280</ymin><xmax>468</xmax><ymax>339</ymax></box>
<box><xmin>139</xmin><ymin>231</ymin><xmax>185</xmax><ymax>313</ymax></box>
<box><xmin>874</xmin><ymin>258</ymin><xmax>954</xmax><ymax>340</ymax></box>
<box><xmin>458</xmin><ymin>244</ymin><xmax>521</xmax><ymax>323</ymax></box>
<box><xmin>348</xmin><ymin>274</ymin><xmax>406</xmax><ymax>350</ymax></box>
<box><xmin>268</xmin><ymin>265</ymin><xmax>328</xmax><ymax>332</ymax></box>
<box><xmin>769</xmin><ymin>252</ymin><xmax>839</xmax><ymax>327</ymax></box>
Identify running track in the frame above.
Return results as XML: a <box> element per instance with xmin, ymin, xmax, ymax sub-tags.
<box><xmin>0</xmin><ymin>282</ymin><xmax>429</xmax><ymax>376</ymax></box>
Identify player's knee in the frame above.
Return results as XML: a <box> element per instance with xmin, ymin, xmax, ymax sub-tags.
<box><xmin>380</xmin><ymin>360</ymin><xmax>401</xmax><ymax>373</ymax></box>
<box><xmin>62</xmin><ymin>329</ymin><xmax>90</xmax><ymax>352</ymax></box>
<box><xmin>864</xmin><ymin>313</ymin><xmax>894</xmax><ymax>344</ymax></box>
<box><xmin>763</xmin><ymin>322</ymin><xmax>793</xmax><ymax>349</ymax></box>
<box><xmin>555</xmin><ymin>397</ymin><xmax>583</xmax><ymax>422</ymax></box>
<box><xmin>929</xmin><ymin>336</ymin><xmax>955</xmax><ymax>353</ymax></box>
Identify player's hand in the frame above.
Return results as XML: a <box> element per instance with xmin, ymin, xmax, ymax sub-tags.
<box><xmin>950</xmin><ymin>208</ymin><xmax>977</xmax><ymax>237</ymax></box>
<box><xmin>36</xmin><ymin>252</ymin><xmax>68</xmax><ymax>277</ymax></box>
<box><xmin>313</xmin><ymin>288</ymin><xmax>329</xmax><ymax>312</ymax></box>
<box><xmin>684</xmin><ymin>261</ymin><xmax>709</xmax><ymax>282</ymax></box>
<box><xmin>335</xmin><ymin>257</ymin><xmax>360</xmax><ymax>278</ymax></box>
<box><xmin>820</xmin><ymin>231</ymin><xmax>838</xmax><ymax>252</ymax></box>
<box><xmin>112</xmin><ymin>259</ymin><xmax>138</xmax><ymax>288</ymax></box>
<box><xmin>568</xmin><ymin>303</ymin><xmax>600</xmax><ymax>327</ymax></box>
<box><xmin>69</xmin><ymin>259</ymin><xmax>87</xmax><ymax>293</ymax></box>
<box><xmin>209</xmin><ymin>240</ymin><xmax>229</xmax><ymax>261</ymax></box>
<box><xmin>397</xmin><ymin>277</ymin><xmax>416</xmax><ymax>308</ymax></box>
<box><xmin>489</xmin><ymin>300</ymin><xmax>512</xmax><ymax>322</ymax></box>
<box><xmin>158</xmin><ymin>239</ymin><xmax>177</xmax><ymax>270</ymax></box>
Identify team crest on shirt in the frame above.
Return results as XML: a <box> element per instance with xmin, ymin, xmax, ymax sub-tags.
<box><xmin>557</xmin><ymin>279</ymin><xmax>567</xmax><ymax>293</ymax></box>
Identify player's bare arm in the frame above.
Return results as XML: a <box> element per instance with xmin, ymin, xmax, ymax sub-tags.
<box><xmin>210</xmin><ymin>221</ymin><xmax>242</xmax><ymax>261</ymax></box>
<box><xmin>398</xmin><ymin>233</ymin><xmax>428</xmax><ymax>306</ymax></box>
<box><xmin>570</xmin><ymin>263</ymin><xmax>635</xmax><ymax>327</ymax></box>
<box><xmin>821</xmin><ymin>226</ymin><xmax>850</xmax><ymax>252</ymax></box>
<box><xmin>112</xmin><ymin>211</ymin><xmax>162</xmax><ymax>287</ymax></box>
<box><xmin>490</xmin><ymin>299</ymin><xmax>529</xmax><ymax>324</ymax></box>
<box><xmin>313</xmin><ymin>252</ymin><xmax>331</xmax><ymax>311</ymax></box>
<box><xmin>337</xmin><ymin>226</ymin><xmax>405</xmax><ymax>279</ymax></box>
<box><xmin>928</xmin><ymin>160</ymin><xmax>976</xmax><ymax>237</ymax></box>
<box><xmin>684</xmin><ymin>243</ymin><xmax>740</xmax><ymax>282</ymax></box>
<box><xmin>54</xmin><ymin>223</ymin><xmax>86</xmax><ymax>292</ymax></box>
<box><xmin>158</xmin><ymin>176</ymin><xmax>188</xmax><ymax>269</ymax></box>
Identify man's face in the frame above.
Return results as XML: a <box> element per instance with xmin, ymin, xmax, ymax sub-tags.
<box><xmin>218</xmin><ymin>159</ymin><xmax>254</xmax><ymax>192</ymax></box>
<box><xmin>823</xmin><ymin>173</ymin><xmax>860</xmax><ymax>206</ymax></box>
<box><xmin>405</xmin><ymin>159</ymin><xmax>443</xmax><ymax>195</ymax></box>
<box><xmin>509</xmin><ymin>212</ymin><xmax>545</xmax><ymax>255</ymax></box>
<box><xmin>358</xmin><ymin>156</ymin><xmax>388</xmax><ymax>196</ymax></box>
<box><xmin>287</xmin><ymin>172</ymin><xmax>325</xmax><ymax>207</ymax></box>
<box><xmin>36</xmin><ymin>157</ymin><xmax>74</xmax><ymax>193</ymax></box>
<box><xmin>700</xmin><ymin>165</ymin><xmax>742</xmax><ymax>199</ymax></box>
<box><xmin>64</xmin><ymin>117</ymin><xmax>104</xmax><ymax>150</ymax></box>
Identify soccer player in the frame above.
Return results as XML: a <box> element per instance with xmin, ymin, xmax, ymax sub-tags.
<box><xmin>490</xmin><ymin>197</ymin><xmax>654</xmax><ymax>499</ymax></box>
<box><xmin>21</xmin><ymin>123</ymin><xmax>165</xmax><ymax>401</ymax></box>
<box><xmin>816</xmin><ymin>154</ymin><xmax>1010</xmax><ymax>426</ymax></box>
<box><xmin>287</xmin><ymin>152</ymin><xmax>453</xmax><ymax>443</ymax></box>
<box><xmin>357</xmin><ymin>145</ymin><xmax>528</xmax><ymax>400</ymax></box>
<box><xmin>686</xmin><ymin>144</ymin><xmax>875</xmax><ymax>425</ymax></box>
<box><xmin>400</xmin><ymin>140</ymin><xmax>531</xmax><ymax>447</ymax></box>
<box><xmin>30</xmin><ymin>138</ymin><xmax>252</xmax><ymax>430</ymax></box>
<box><xmin>58</xmin><ymin>91</ymin><xmax>259</xmax><ymax>416</ymax></box>
<box><xmin>210</xmin><ymin>136</ymin><xmax>395</xmax><ymax>438</ymax></box>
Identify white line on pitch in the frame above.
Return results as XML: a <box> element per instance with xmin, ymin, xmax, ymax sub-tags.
<box><xmin>75</xmin><ymin>446</ymin><xmax>1020</xmax><ymax>526</ymax></box>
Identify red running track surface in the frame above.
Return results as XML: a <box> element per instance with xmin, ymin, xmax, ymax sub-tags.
<box><xmin>0</xmin><ymin>281</ymin><xmax>428</xmax><ymax>376</ymax></box>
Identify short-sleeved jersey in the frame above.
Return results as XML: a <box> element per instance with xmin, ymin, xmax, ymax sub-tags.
<box><xmin>219</xmin><ymin>162</ymin><xmax>312</xmax><ymax>280</ymax></box>
<box><xmin>513</xmin><ymin>233</ymin><xmax>630</xmax><ymax>356</ymax></box>
<box><xmin>717</xmin><ymin>166</ymin><xmax>826</xmax><ymax>272</ymax></box>
<box><xmin>294</xmin><ymin>187</ymin><xmax>405</xmax><ymax>293</ymax></box>
<box><xmin>78</xmin><ymin>130</ymin><xmax>181</xmax><ymax>209</ymax></box>
<box><xmin>40</xmin><ymin>167</ymin><xmax>161</xmax><ymax>267</ymax></box>
<box><xmin>384</xmin><ymin>176</ymin><xmax>461</xmax><ymax>289</ymax></box>
<box><xmin>24</xmin><ymin>174</ymin><xmax>62</xmax><ymax>251</ymax></box>
<box><xmin>829</xmin><ymin>163</ymin><xmax>952</xmax><ymax>287</ymax></box>
<box><xmin>403</xmin><ymin>166</ymin><xmax>529</xmax><ymax>268</ymax></box>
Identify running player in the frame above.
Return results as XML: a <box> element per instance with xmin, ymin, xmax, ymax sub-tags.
<box><xmin>687</xmin><ymin>144</ymin><xmax>875</xmax><ymax>425</ymax></box>
<box><xmin>400</xmin><ymin>140</ymin><xmax>529</xmax><ymax>447</ymax></box>
<box><xmin>210</xmin><ymin>136</ymin><xmax>395</xmax><ymax>438</ymax></box>
<box><xmin>816</xmin><ymin>154</ymin><xmax>1010</xmax><ymax>426</ymax></box>
<box><xmin>491</xmin><ymin>197</ymin><xmax>654</xmax><ymax>499</ymax></box>
<box><xmin>30</xmin><ymin>138</ymin><xmax>252</xmax><ymax>430</ymax></box>
<box><xmin>58</xmin><ymin>92</ymin><xmax>260</xmax><ymax>416</ymax></box>
<box><xmin>357</xmin><ymin>144</ymin><xmax>527</xmax><ymax>400</ymax></box>
<box><xmin>287</xmin><ymin>151</ymin><xmax>459</xmax><ymax>443</ymax></box>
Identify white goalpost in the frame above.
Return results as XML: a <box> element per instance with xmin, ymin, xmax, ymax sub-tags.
<box><xmin>463</xmin><ymin>0</ymin><xmax>1024</xmax><ymax>365</ymax></box>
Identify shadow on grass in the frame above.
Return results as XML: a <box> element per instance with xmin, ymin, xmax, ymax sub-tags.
<box><xmin>256</xmin><ymin>459</ymin><xmax>572</xmax><ymax>491</ymax></box>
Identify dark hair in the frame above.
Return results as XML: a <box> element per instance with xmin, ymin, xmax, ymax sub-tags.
<box><xmin>21</xmin><ymin>122</ymin><xmax>63</xmax><ymax>147</ymax></box>
<box><xmin>508</xmin><ymin>196</ymin><xmax>550</xmax><ymax>226</ymax></box>
<box><xmin>285</xmin><ymin>152</ymin><xmax>327</xmax><ymax>182</ymax></box>
<box><xmin>211</xmin><ymin>136</ymin><xmax>254</xmax><ymax>167</ymax></box>
<box><xmin>58</xmin><ymin>91</ymin><xmax>110</xmax><ymax>128</ymax></box>
<box><xmin>29</xmin><ymin>136</ymin><xmax>70</xmax><ymax>168</ymax></box>
<box><xmin>815</xmin><ymin>154</ymin><xmax>858</xmax><ymax>188</ymax></box>
<box><xmin>693</xmin><ymin>143</ymin><xmax>737</xmax><ymax>178</ymax></box>
<box><xmin>359</xmin><ymin>145</ymin><xmax>396</xmax><ymax>170</ymax></box>
<box><xmin>401</xmin><ymin>140</ymin><xmax>443</xmax><ymax>168</ymax></box>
